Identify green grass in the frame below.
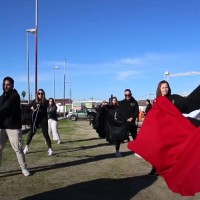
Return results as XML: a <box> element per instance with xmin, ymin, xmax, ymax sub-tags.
<box><xmin>0</xmin><ymin>120</ymin><xmax>197</xmax><ymax>200</ymax></box>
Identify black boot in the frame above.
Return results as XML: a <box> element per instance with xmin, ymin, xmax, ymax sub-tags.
<box><xmin>148</xmin><ymin>167</ymin><xmax>158</xmax><ymax>176</ymax></box>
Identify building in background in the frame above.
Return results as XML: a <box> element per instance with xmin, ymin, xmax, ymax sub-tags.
<box><xmin>72</xmin><ymin>99</ymin><xmax>102</xmax><ymax>110</ymax></box>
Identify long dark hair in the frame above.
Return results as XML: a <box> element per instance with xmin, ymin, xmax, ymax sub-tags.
<box><xmin>48</xmin><ymin>98</ymin><xmax>56</xmax><ymax>106</ymax></box>
<box><xmin>156</xmin><ymin>80</ymin><xmax>171</xmax><ymax>97</ymax></box>
<box><xmin>36</xmin><ymin>89</ymin><xmax>46</xmax><ymax>103</ymax></box>
<box><xmin>111</xmin><ymin>96</ymin><xmax>119</xmax><ymax>107</ymax></box>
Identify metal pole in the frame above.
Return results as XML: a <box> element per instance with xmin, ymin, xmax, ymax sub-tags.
<box><xmin>26</xmin><ymin>32</ymin><xmax>30</xmax><ymax>103</ymax></box>
<box><xmin>53</xmin><ymin>66</ymin><xmax>59</xmax><ymax>100</ymax></box>
<box><xmin>35</xmin><ymin>0</ymin><xmax>38</xmax><ymax>97</ymax></box>
<box><xmin>54</xmin><ymin>69</ymin><xmax>55</xmax><ymax>100</ymax></box>
<box><xmin>69</xmin><ymin>80</ymin><xmax>72</xmax><ymax>104</ymax></box>
<box><xmin>63</xmin><ymin>59</ymin><xmax>66</xmax><ymax>118</ymax></box>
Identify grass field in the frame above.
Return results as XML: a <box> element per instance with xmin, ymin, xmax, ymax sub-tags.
<box><xmin>0</xmin><ymin>119</ymin><xmax>199</xmax><ymax>200</ymax></box>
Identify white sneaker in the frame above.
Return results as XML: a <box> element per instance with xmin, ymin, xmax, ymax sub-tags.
<box><xmin>57</xmin><ymin>140</ymin><xmax>61</xmax><ymax>144</ymax></box>
<box><xmin>22</xmin><ymin>169</ymin><xmax>30</xmax><ymax>176</ymax></box>
<box><xmin>135</xmin><ymin>153</ymin><xmax>142</xmax><ymax>158</ymax></box>
<box><xmin>48</xmin><ymin>148</ymin><xmax>53</xmax><ymax>156</ymax></box>
<box><xmin>23</xmin><ymin>145</ymin><xmax>29</xmax><ymax>154</ymax></box>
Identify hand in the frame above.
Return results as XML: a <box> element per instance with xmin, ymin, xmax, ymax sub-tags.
<box><xmin>127</xmin><ymin>117</ymin><xmax>133</xmax><ymax>122</ymax></box>
<box><xmin>101</xmin><ymin>101</ymin><xmax>108</xmax><ymax>107</ymax></box>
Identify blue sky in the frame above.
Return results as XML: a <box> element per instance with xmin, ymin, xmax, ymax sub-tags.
<box><xmin>1</xmin><ymin>0</ymin><xmax>200</xmax><ymax>102</ymax></box>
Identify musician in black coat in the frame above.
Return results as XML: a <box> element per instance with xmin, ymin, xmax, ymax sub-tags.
<box><xmin>118</xmin><ymin>89</ymin><xmax>139</xmax><ymax>140</ymax></box>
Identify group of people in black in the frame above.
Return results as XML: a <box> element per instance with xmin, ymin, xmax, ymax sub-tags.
<box><xmin>91</xmin><ymin>89</ymin><xmax>140</xmax><ymax>157</ymax></box>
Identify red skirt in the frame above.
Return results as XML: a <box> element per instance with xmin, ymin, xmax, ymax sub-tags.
<box><xmin>128</xmin><ymin>96</ymin><xmax>200</xmax><ymax>196</ymax></box>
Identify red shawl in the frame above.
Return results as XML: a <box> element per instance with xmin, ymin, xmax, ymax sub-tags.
<box><xmin>128</xmin><ymin>96</ymin><xmax>200</xmax><ymax>196</ymax></box>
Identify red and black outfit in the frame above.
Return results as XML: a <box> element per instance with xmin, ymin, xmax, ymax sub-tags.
<box><xmin>128</xmin><ymin>85</ymin><xmax>200</xmax><ymax>196</ymax></box>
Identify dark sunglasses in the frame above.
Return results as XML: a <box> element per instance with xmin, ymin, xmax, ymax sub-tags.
<box><xmin>38</xmin><ymin>92</ymin><xmax>43</xmax><ymax>95</ymax></box>
<box><xmin>125</xmin><ymin>94</ymin><xmax>131</xmax><ymax>97</ymax></box>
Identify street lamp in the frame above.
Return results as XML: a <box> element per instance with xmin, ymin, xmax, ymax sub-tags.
<box><xmin>26</xmin><ymin>28</ymin><xmax>36</xmax><ymax>103</ymax></box>
<box><xmin>63</xmin><ymin>80</ymin><xmax>68</xmax><ymax>118</ymax></box>
<box><xmin>63</xmin><ymin>60</ymin><xmax>66</xmax><ymax>118</ymax></box>
<box><xmin>164</xmin><ymin>71</ymin><xmax>170</xmax><ymax>81</ymax></box>
<box><xmin>53</xmin><ymin>66</ymin><xmax>59</xmax><ymax>100</ymax></box>
<box><xmin>35</xmin><ymin>0</ymin><xmax>38</xmax><ymax>98</ymax></box>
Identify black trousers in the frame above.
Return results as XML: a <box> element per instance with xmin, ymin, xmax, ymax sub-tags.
<box><xmin>26</xmin><ymin>118</ymin><xmax>51</xmax><ymax>148</ymax></box>
<box><xmin>128</xmin><ymin>123</ymin><xmax>138</xmax><ymax>140</ymax></box>
<box><xmin>115</xmin><ymin>141</ymin><xmax>121</xmax><ymax>151</ymax></box>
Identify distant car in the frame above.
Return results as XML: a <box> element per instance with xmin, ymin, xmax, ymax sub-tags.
<box><xmin>67</xmin><ymin>108</ymin><xmax>94</xmax><ymax>121</ymax></box>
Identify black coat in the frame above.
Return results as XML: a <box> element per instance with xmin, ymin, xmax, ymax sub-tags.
<box><xmin>118</xmin><ymin>97</ymin><xmax>139</xmax><ymax>125</ymax></box>
<box><xmin>145</xmin><ymin>103</ymin><xmax>152</xmax><ymax>115</ymax></box>
<box><xmin>27</xmin><ymin>99</ymin><xmax>49</xmax><ymax>127</ymax></box>
<box><xmin>166</xmin><ymin>84</ymin><xmax>200</xmax><ymax>127</ymax></box>
<box><xmin>0</xmin><ymin>89</ymin><xmax>21</xmax><ymax>129</ymax></box>
<box><xmin>105</xmin><ymin>105</ymin><xmax>127</xmax><ymax>144</ymax></box>
<box><xmin>167</xmin><ymin>84</ymin><xmax>200</xmax><ymax>114</ymax></box>
<box><xmin>47</xmin><ymin>105</ymin><xmax>58</xmax><ymax>121</ymax></box>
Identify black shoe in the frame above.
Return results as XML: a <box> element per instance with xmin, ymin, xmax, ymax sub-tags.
<box><xmin>148</xmin><ymin>171</ymin><xmax>158</xmax><ymax>176</ymax></box>
<box><xmin>148</xmin><ymin>168</ymin><xmax>158</xmax><ymax>176</ymax></box>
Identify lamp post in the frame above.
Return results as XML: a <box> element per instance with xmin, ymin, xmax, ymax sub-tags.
<box><xmin>26</xmin><ymin>28</ymin><xmax>36</xmax><ymax>103</ymax></box>
<box><xmin>63</xmin><ymin>80</ymin><xmax>68</xmax><ymax>118</ymax></box>
<box><xmin>34</xmin><ymin>0</ymin><xmax>38</xmax><ymax>98</ymax></box>
<box><xmin>53</xmin><ymin>66</ymin><xmax>59</xmax><ymax>100</ymax></box>
<box><xmin>164</xmin><ymin>71</ymin><xmax>170</xmax><ymax>81</ymax></box>
<box><xmin>63</xmin><ymin>60</ymin><xmax>66</xmax><ymax>118</ymax></box>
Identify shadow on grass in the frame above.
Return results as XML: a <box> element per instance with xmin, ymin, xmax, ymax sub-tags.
<box><xmin>29</xmin><ymin>151</ymin><xmax>134</xmax><ymax>174</ymax></box>
<box><xmin>0</xmin><ymin>151</ymin><xmax>133</xmax><ymax>177</ymax></box>
<box><xmin>21</xmin><ymin>175</ymin><xmax>157</xmax><ymax>200</ymax></box>
<box><xmin>65</xmin><ymin>142</ymin><xmax>111</xmax><ymax>152</ymax></box>
<box><xmin>67</xmin><ymin>137</ymin><xmax>104</xmax><ymax>143</ymax></box>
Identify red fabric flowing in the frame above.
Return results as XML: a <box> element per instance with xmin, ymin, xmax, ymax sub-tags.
<box><xmin>128</xmin><ymin>96</ymin><xmax>200</xmax><ymax>196</ymax></box>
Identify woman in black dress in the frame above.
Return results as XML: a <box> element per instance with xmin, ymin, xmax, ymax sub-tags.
<box><xmin>104</xmin><ymin>97</ymin><xmax>127</xmax><ymax>157</ymax></box>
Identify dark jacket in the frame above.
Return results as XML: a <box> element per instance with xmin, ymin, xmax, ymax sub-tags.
<box><xmin>27</xmin><ymin>99</ymin><xmax>49</xmax><ymax>126</ymax></box>
<box><xmin>166</xmin><ymin>84</ymin><xmax>200</xmax><ymax>127</ymax></box>
<box><xmin>47</xmin><ymin>105</ymin><xmax>58</xmax><ymax>121</ymax></box>
<box><xmin>0</xmin><ymin>89</ymin><xmax>21</xmax><ymax>129</ymax></box>
<box><xmin>145</xmin><ymin>103</ymin><xmax>152</xmax><ymax>115</ymax></box>
<box><xmin>167</xmin><ymin>94</ymin><xmax>188</xmax><ymax>113</ymax></box>
<box><xmin>167</xmin><ymin>84</ymin><xmax>200</xmax><ymax>114</ymax></box>
<box><xmin>118</xmin><ymin>97</ymin><xmax>139</xmax><ymax>125</ymax></box>
<box><xmin>105</xmin><ymin>104</ymin><xmax>127</xmax><ymax>144</ymax></box>
<box><xmin>185</xmin><ymin>84</ymin><xmax>200</xmax><ymax>113</ymax></box>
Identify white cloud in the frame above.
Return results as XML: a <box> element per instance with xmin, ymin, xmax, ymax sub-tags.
<box><xmin>120</xmin><ymin>58</ymin><xmax>143</xmax><ymax>65</ymax></box>
<box><xmin>119</xmin><ymin>53</ymin><xmax>172</xmax><ymax>66</ymax></box>
<box><xmin>117</xmin><ymin>70</ymin><xmax>139</xmax><ymax>80</ymax></box>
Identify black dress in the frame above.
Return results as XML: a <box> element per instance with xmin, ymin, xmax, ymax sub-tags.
<box><xmin>105</xmin><ymin>105</ymin><xmax>128</xmax><ymax>144</ymax></box>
